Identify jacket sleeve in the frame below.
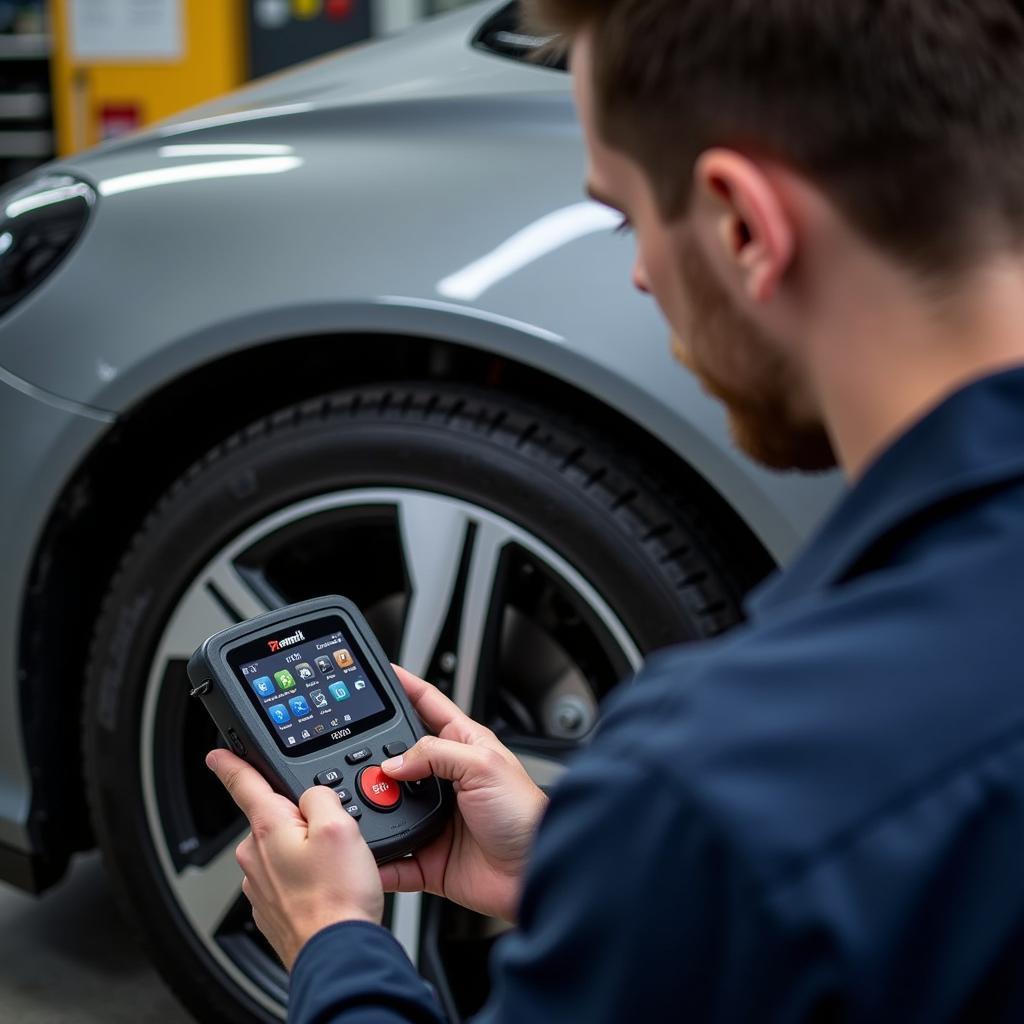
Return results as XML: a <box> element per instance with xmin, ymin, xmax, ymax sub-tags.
<box><xmin>288</xmin><ymin>920</ymin><xmax>447</xmax><ymax>1024</ymax></box>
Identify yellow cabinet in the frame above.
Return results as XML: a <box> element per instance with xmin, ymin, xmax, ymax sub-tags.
<box><xmin>49</xmin><ymin>0</ymin><xmax>246</xmax><ymax>156</ymax></box>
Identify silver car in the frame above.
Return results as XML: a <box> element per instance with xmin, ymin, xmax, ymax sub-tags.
<box><xmin>0</xmin><ymin>2</ymin><xmax>839</xmax><ymax>1020</ymax></box>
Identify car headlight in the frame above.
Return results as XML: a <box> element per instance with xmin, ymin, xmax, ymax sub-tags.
<box><xmin>0</xmin><ymin>173</ymin><xmax>96</xmax><ymax>318</ymax></box>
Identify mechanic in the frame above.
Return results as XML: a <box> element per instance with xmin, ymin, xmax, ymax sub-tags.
<box><xmin>207</xmin><ymin>1</ymin><xmax>1024</xmax><ymax>1020</ymax></box>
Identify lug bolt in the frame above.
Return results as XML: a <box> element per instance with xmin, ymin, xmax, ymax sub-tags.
<box><xmin>553</xmin><ymin>697</ymin><xmax>587</xmax><ymax>734</ymax></box>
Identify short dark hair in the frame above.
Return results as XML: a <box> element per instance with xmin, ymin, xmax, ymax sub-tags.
<box><xmin>524</xmin><ymin>0</ymin><xmax>1024</xmax><ymax>278</ymax></box>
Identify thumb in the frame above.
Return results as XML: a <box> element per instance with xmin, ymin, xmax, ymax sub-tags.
<box><xmin>381</xmin><ymin>735</ymin><xmax>499</xmax><ymax>788</ymax></box>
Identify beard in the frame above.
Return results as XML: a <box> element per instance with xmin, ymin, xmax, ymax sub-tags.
<box><xmin>674</xmin><ymin>238</ymin><xmax>836</xmax><ymax>473</ymax></box>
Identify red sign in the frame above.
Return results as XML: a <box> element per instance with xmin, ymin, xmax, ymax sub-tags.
<box><xmin>99</xmin><ymin>102</ymin><xmax>142</xmax><ymax>140</ymax></box>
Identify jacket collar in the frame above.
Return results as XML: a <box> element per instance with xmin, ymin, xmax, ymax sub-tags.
<box><xmin>749</xmin><ymin>365</ymin><xmax>1024</xmax><ymax>614</ymax></box>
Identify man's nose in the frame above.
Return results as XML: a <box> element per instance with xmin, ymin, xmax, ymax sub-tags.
<box><xmin>632</xmin><ymin>259</ymin><xmax>651</xmax><ymax>294</ymax></box>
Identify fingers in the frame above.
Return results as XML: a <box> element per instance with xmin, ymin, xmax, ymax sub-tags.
<box><xmin>381</xmin><ymin>734</ymin><xmax>501</xmax><ymax>786</ymax></box>
<box><xmin>298</xmin><ymin>784</ymin><xmax>361</xmax><ymax>840</ymax></box>
<box><xmin>207</xmin><ymin>749</ymin><xmax>297</xmax><ymax>835</ymax></box>
<box><xmin>379</xmin><ymin>856</ymin><xmax>427</xmax><ymax>894</ymax></box>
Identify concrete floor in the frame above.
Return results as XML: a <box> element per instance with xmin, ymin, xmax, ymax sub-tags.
<box><xmin>0</xmin><ymin>852</ymin><xmax>193</xmax><ymax>1023</ymax></box>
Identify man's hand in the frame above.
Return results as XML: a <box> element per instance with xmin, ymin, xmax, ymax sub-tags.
<box><xmin>206</xmin><ymin>749</ymin><xmax>383</xmax><ymax>971</ymax></box>
<box><xmin>378</xmin><ymin>667</ymin><xmax>549</xmax><ymax>924</ymax></box>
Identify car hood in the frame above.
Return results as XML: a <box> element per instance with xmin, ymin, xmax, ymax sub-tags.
<box><xmin>95</xmin><ymin>1</ymin><xmax>563</xmax><ymax>152</ymax></box>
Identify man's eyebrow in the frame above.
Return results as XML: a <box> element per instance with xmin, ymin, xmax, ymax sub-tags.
<box><xmin>585</xmin><ymin>182</ymin><xmax>621</xmax><ymax>211</ymax></box>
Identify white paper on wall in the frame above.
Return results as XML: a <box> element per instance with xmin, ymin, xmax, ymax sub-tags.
<box><xmin>69</xmin><ymin>0</ymin><xmax>184</xmax><ymax>62</ymax></box>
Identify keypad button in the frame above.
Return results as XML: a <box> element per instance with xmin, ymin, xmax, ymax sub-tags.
<box><xmin>345</xmin><ymin>747</ymin><xmax>372</xmax><ymax>765</ymax></box>
<box><xmin>343</xmin><ymin>803</ymin><xmax>362</xmax><ymax>820</ymax></box>
<box><xmin>314</xmin><ymin>769</ymin><xmax>343</xmax><ymax>787</ymax></box>
<box><xmin>358</xmin><ymin>766</ymin><xmax>402</xmax><ymax>810</ymax></box>
<box><xmin>336</xmin><ymin>788</ymin><xmax>351</xmax><ymax>803</ymax></box>
<box><xmin>383</xmin><ymin>741</ymin><xmax>408</xmax><ymax>758</ymax></box>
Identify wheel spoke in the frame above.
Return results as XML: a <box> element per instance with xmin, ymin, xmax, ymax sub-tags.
<box><xmin>451</xmin><ymin>520</ymin><xmax>508</xmax><ymax>713</ymax></box>
<box><xmin>203</xmin><ymin>556</ymin><xmax>277</xmax><ymax>620</ymax></box>
<box><xmin>390</xmin><ymin>892</ymin><xmax>424</xmax><ymax>966</ymax></box>
<box><xmin>157</xmin><ymin>583</ymin><xmax>238</xmax><ymax>660</ymax></box>
<box><xmin>396</xmin><ymin>494</ymin><xmax>472</xmax><ymax>676</ymax></box>
<box><xmin>173</xmin><ymin>828</ymin><xmax>247</xmax><ymax>939</ymax></box>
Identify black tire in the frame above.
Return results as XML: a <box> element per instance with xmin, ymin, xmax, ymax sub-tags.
<box><xmin>84</xmin><ymin>383</ymin><xmax>764</xmax><ymax>1023</ymax></box>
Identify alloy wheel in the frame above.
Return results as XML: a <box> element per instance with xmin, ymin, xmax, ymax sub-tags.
<box><xmin>138</xmin><ymin>487</ymin><xmax>642</xmax><ymax>1019</ymax></box>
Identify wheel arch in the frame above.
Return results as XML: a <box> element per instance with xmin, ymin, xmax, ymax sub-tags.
<box><xmin>17</xmin><ymin>325</ymin><xmax>775</xmax><ymax>885</ymax></box>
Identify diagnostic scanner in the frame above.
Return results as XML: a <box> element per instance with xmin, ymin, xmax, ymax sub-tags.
<box><xmin>187</xmin><ymin>595</ymin><xmax>452</xmax><ymax>863</ymax></box>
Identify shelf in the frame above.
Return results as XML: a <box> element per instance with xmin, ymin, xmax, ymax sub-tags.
<box><xmin>0</xmin><ymin>91</ymin><xmax>47</xmax><ymax>119</ymax></box>
<box><xmin>0</xmin><ymin>128</ymin><xmax>51</xmax><ymax>157</ymax></box>
<box><xmin>0</xmin><ymin>34</ymin><xmax>50</xmax><ymax>61</ymax></box>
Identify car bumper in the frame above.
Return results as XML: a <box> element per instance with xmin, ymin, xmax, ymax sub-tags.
<box><xmin>0</xmin><ymin>369</ymin><xmax>111</xmax><ymax>870</ymax></box>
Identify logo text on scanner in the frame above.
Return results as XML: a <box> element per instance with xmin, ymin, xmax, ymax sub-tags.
<box><xmin>268</xmin><ymin>629</ymin><xmax>305</xmax><ymax>652</ymax></box>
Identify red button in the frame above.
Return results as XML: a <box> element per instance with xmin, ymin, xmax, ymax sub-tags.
<box><xmin>357</xmin><ymin>765</ymin><xmax>401</xmax><ymax>810</ymax></box>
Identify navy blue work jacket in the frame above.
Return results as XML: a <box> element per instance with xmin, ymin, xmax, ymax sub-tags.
<box><xmin>289</xmin><ymin>367</ymin><xmax>1024</xmax><ymax>1023</ymax></box>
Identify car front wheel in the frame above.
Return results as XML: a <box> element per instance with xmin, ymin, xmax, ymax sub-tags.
<box><xmin>84</xmin><ymin>383</ymin><xmax>760</xmax><ymax>1022</ymax></box>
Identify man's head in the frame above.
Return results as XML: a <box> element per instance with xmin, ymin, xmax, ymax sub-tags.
<box><xmin>525</xmin><ymin>0</ymin><xmax>1024</xmax><ymax>472</ymax></box>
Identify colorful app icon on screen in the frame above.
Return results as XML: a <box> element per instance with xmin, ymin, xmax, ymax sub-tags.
<box><xmin>250</xmin><ymin>675</ymin><xmax>275</xmax><ymax>698</ymax></box>
<box><xmin>315</xmin><ymin>656</ymin><xmax>333</xmax><ymax>675</ymax></box>
<box><xmin>328</xmin><ymin>681</ymin><xmax>350</xmax><ymax>702</ymax></box>
<box><xmin>310</xmin><ymin>689</ymin><xmax>329</xmax><ymax>708</ymax></box>
<box><xmin>295</xmin><ymin>662</ymin><xmax>315</xmax><ymax>682</ymax></box>
<box><xmin>333</xmin><ymin>649</ymin><xmax>354</xmax><ymax>670</ymax></box>
<box><xmin>273</xmin><ymin>669</ymin><xmax>296</xmax><ymax>691</ymax></box>
<box><xmin>267</xmin><ymin>703</ymin><xmax>290</xmax><ymax>725</ymax></box>
<box><xmin>353</xmin><ymin>679</ymin><xmax>366</xmax><ymax>690</ymax></box>
<box><xmin>288</xmin><ymin>695</ymin><xmax>310</xmax><ymax>717</ymax></box>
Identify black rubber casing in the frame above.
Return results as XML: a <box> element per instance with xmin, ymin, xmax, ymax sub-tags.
<box><xmin>186</xmin><ymin>595</ymin><xmax>452</xmax><ymax>864</ymax></box>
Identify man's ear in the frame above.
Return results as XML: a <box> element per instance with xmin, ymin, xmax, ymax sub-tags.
<box><xmin>692</xmin><ymin>149</ymin><xmax>795</xmax><ymax>304</ymax></box>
